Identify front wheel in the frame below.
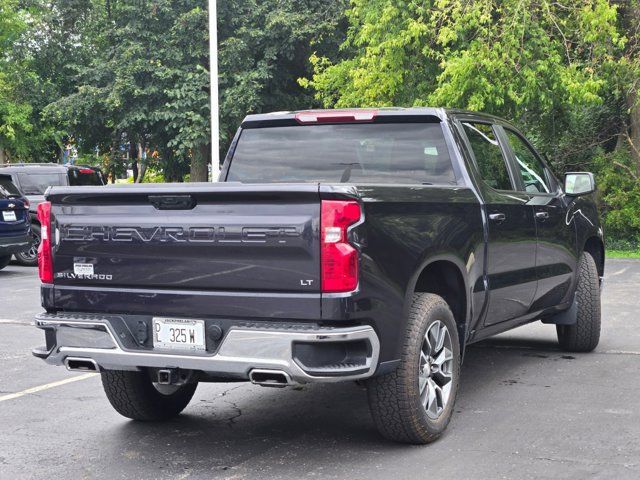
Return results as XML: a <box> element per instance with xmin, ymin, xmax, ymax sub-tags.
<box><xmin>556</xmin><ymin>252</ymin><xmax>601</xmax><ymax>352</ymax></box>
<box><xmin>14</xmin><ymin>224</ymin><xmax>40</xmax><ymax>266</ymax></box>
<box><xmin>367</xmin><ymin>293</ymin><xmax>461</xmax><ymax>444</ymax></box>
<box><xmin>101</xmin><ymin>369</ymin><xmax>198</xmax><ymax>421</ymax></box>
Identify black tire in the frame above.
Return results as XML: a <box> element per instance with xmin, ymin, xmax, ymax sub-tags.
<box><xmin>0</xmin><ymin>255</ymin><xmax>11</xmax><ymax>271</ymax></box>
<box><xmin>556</xmin><ymin>252</ymin><xmax>601</xmax><ymax>352</ymax></box>
<box><xmin>14</xmin><ymin>223</ymin><xmax>40</xmax><ymax>266</ymax></box>
<box><xmin>366</xmin><ymin>293</ymin><xmax>461</xmax><ymax>444</ymax></box>
<box><xmin>101</xmin><ymin>369</ymin><xmax>197</xmax><ymax>421</ymax></box>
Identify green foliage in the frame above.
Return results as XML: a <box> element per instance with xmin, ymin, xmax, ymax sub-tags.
<box><xmin>592</xmin><ymin>149</ymin><xmax>640</xmax><ymax>246</ymax></box>
<box><xmin>0</xmin><ymin>0</ymin><xmax>33</xmax><ymax>160</ymax></box>
<box><xmin>307</xmin><ymin>0</ymin><xmax>623</xmax><ymax>115</ymax></box>
<box><xmin>218</xmin><ymin>0</ymin><xmax>348</xmax><ymax>153</ymax></box>
<box><xmin>30</xmin><ymin>1</ymin><xmax>212</xmax><ymax>180</ymax></box>
<box><xmin>606</xmin><ymin>248</ymin><xmax>640</xmax><ymax>258</ymax></box>
<box><xmin>2</xmin><ymin>0</ymin><xmax>348</xmax><ymax>178</ymax></box>
<box><xmin>125</xmin><ymin>168</ymin><xmax>166</xmax><ymax>184</ymax></box>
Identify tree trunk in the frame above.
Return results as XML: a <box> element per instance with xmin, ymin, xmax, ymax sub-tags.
<box><xmin>628</xmin><ymin>90</ymin><xmax>640</xmax><ymax>176</ymax></box>
<box><xmin>130</xmin><ymin>141</ymin><xmax>138</xmax><ymax>182</ymax></box>
<box><xmin>0</xmin><ymin>148</ymin><xmax>6</xmax><ymax>165</ymax></box>
<box><xmin>109</xmin><ymin>133</ymin><xmax>120</xmax><ymax>184</ymax></box>
<box><xmin>190</xmin><ymin>144</ymin><xmax>209</xmax><ymax>182</ymax></box>
<box><xmin>620</xmin><ymin>0</ymin><xmax>640</xmax><ymax>174</ymax></box>
<box><xmin>136</xmin><ymin>142</ymin><xmax>146</xmax><ymax>183</ymax></box>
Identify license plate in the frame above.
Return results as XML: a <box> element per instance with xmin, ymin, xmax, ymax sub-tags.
<box><xmin>2</xmin><ymin>211</ymin><xmax>17</xmax><ymax>222</ymax></box>
<box><xmin>152</xmin><ymin>317</ymin><xmax>206</xmax><ymax>351</ymax></box>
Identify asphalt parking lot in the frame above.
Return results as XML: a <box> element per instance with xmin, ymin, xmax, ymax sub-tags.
<box><xmin>1</xmin><ymin>259</ymin><xmax>639</xmax><ymax>480</ymax></box>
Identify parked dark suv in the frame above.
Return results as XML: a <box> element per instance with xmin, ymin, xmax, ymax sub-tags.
<box><xmin>0</xmin><ymin>163</ymin><xmax>105</xmax><ymax>265</ymax></box>
<box><xmin>0</xmin><ymin>174</ymin><xmax>33</xmax><ymax>271</ymax></box>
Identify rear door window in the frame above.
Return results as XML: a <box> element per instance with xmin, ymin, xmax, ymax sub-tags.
<box><xmin>68</xmin><ymin>168</ymin><xmax>105</xmax><ymax>186</ymax></box>
<box><xmin>0</xmin><ymin>175</ymin><xmax>21</xmax><ymax>198</ymax></box>
<box><xmin>461</xmin><ymin>122</ymin><xmax>514</xmax><ymax>191</ymax></box>
<box><xmin>227</xmin><ymin>123</ymin><xmax>456</xmax><ymax>185</ymax></box>
<box><xmin>504</xmin><ymin>129</ymin><xmax>552</xmax><ymax>194</ymax></box>
<box><xmin>17</xmin><ymin>173</ymin><xmax>66</xmax><ymax>195</ymax></box>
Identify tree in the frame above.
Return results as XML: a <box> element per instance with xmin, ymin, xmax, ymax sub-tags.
<box><xmin>0</xmin><ymin>0</ymin><xmax>32</xmax><ymax>162</ymax></box>
<box><xmin>43</xmin><ymin>0</ymin><xmax>211</xmax><ymax>181</ymax></box>
<box><xmin>4</xmin><ymin>0</ymin><xmax>349</xmax><ymax>181</ymax></box>
<box><xmin>218</xmin><ymin>0</ymin><xmax>348</xmax><ymax>155</ymax></box>
<box><xmin>613</xmin><ymin>0</ymin><xmax>640</xmax><ymax>170</ymax></box>
<box><xmin>304</xmin><ymin>0</ymin><xmax>632</xmax><ymax>161</ymax></box>
<box><xmin>154</xmin><ymin>2</ymin><xmax>211</xmax><ymax>182</ymax></box>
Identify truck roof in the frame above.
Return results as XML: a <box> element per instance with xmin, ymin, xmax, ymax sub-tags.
<box><xmin>241</xmin><ymin>107</ymin><xmax>513</xmax><ymax>129</ymax></box>
<box><xmin>0</xmin><ymin>163</ymin><xmax>67</xmax><ymax>173</ymax></box>
<box><xmin>242</xmin><ymin>107</ymin><xmax>444</xmax><ymax>128</ymax></box>
<box><xmin>0</xmin><ymin>163</ymin><xmax>102</xmax><ymax>174</ymax></box>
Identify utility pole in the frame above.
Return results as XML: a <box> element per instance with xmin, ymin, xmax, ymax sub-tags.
<box><xmin>209</xmin><ymin>0</ymin><xmax>219</xmax><ymax>180</ymax></box>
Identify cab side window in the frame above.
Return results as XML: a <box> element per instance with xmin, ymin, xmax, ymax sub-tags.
<box><xmin>462</xmin><ymin>122</ymin><xmax>513</xmax><ymax>191</ymax></box>
<box><xmin>504</xmin><ymin>129</ymin><xmax>551</xmax><ymax>194</ymax></box>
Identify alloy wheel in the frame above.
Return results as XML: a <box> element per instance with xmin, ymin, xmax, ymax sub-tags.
<box><xmin>418</xmin><ymin>320</ymin><xmax>454</xmax><ymax>419</ymax></box>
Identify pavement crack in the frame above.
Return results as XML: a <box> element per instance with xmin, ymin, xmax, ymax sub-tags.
<box><xmin>218</xmin><ymin>384</ymin><xmax>244</xmax><ymax>398</ymax></box>
<box><xmin>223</xmin><ymin>400</ymin><xmax>243</xmax><ymax>427</ymax></box>
<box><xmin>197</xmin><ymin>384</ymin><xmax>245</xmax><ymax>426</ymax></box>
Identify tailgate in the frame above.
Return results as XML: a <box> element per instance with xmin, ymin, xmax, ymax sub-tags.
<box><xmin>48</xmin><ymin>183</ymin><xmax>320</xmax><ymax>293</ymax></box>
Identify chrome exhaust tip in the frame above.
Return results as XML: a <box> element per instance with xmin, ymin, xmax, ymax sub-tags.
<box><xmin>249</xmin><ymin>369</ymin><xmax>292</xmax><ymax>388</ymax></box>
<box><xmin>64</xmin><ymin>357</ymin><xmax>99</xmax><ymax>372</ymax></box>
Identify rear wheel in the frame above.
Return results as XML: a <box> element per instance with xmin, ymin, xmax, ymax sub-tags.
<box><xmin>556</xmin><ymin>252</ymin><xmax>601</xmax><ymax>352</ymax></box>
<box><xmin>14</xmin><ymin>224</ymin><xmax>40</xmax><ymax>266</ymax></box>
<box><xmin>0</xmin><ymin>255</ymin><xmax>11</xmax><ymax>271</ymax></box>
<box><xmin>101</xmin><ymin>369</ymin><xmax>198</xmax><ymax>421</ymax></box>
<box><xmin>367</xmin><ymin>293</ymin><xmax>461</xmax><ymax>444</ymax></box>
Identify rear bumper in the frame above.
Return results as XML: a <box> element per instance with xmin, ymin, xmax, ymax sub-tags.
<box><xmin>0</xmin><ymin>233</ymin><xmax>33</xmax><ymax>256</ymax></box>
<box><xmin>33</xmin><ymin>312</ymin><xmax>380</xmax><ymax>384</ymax></box>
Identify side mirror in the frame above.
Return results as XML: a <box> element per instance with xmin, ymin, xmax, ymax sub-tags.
<box><xmin>564</xmin><ymin>172</ymin><xmax>595</xmax><ymax>196</ymax></box>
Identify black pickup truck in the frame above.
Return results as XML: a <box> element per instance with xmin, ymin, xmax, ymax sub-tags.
<box><xmin>33</xmin><ymin>108</ymin><xmax>603</xmax><ymax>444</ymax></box>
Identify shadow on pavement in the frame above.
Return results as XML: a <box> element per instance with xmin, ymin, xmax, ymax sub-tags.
<box><xmin>0</xmin><ymin>269</ymin><xmax>27</xmax><ymax>278</ymax></box>
<box><xmin>94</xmin><ymin>332</ymin><xmax>575</xmax><ymax>475</ymax></box>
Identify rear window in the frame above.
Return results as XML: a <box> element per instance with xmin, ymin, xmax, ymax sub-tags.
<box><xmin>17</xmin><ymin>172</ymin><xmax>65</xmax><ymax>195</ymax></box>
<box><xmin>68</xmin><ymin>168</ymin><xmax>105</xmax><ymax>186</ymax></box>
<box><xmin>227</xmin><ymin>123</ymin><xmax>456</xmax><ymax>184</ymax></box>
<box><xmin>0</xmin><ymin>175</ymin><xmax>21</xmax><ymax>198</ymax></box>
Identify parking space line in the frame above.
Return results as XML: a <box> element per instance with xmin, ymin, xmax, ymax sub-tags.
<box><xmin>0</xmin><ymin>373</ymin><xmax>97</xmax><ymax>403</ymax></box>
<box><xmin>0</xmin><ymin>319</ymin><xmax>32</xmax><ymax>325</ymax></box>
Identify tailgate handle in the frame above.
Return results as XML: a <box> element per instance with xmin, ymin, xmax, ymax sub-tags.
<box><xmin>148</xmin><ymin>195</ymin><xmax>196</xmax><ymax>210</ymax></box>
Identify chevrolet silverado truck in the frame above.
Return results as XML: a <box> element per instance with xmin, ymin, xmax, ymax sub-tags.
<box><xmin>32</xmin><ymin>108</ymin><xmax>603</xmax><ymax>444</ymax></box>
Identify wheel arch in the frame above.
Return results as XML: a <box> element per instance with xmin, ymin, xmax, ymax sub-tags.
<box><xmin>583</xmin><ymin>236</ymin><xmax>604</xmax><ymax>279</ymax></box>
<box><xmin>408</xmin><ymin>255</ymin><xmax>470</xmax><ymax>355</ymax></box>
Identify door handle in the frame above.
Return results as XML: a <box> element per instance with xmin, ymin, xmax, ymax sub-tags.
<box><xmin>535</xmin><ymin>211</ymin><xmax>550</xmax><ymax>221</ymax></box>
<box><xmin>489</xmin><ymin>213</ymin><xmax>506</xmax><ymax>222</ymax></box>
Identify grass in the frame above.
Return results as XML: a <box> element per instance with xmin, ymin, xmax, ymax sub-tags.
<box><xmin>606</xmin><ymin>249</ymin><xmax>640</xmax><ymax>259</ymax></box>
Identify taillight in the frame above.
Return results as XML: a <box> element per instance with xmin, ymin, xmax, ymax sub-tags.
<box><xmin>295</xmin><ymin>110</ymin><xmax>378</xmax><ymax>124</ymax></box>
<box><xmin>37</xmin><ymin>201</ymin><xmax>53</xmax><ymax>283</ymax></box>
<box><xmin>23</xmin><ymin>198</ymin><xmax>30</xmax><ymax>209</ymax></box>
<box><xmin>321</xmin><ymin>200</ymin><xmax>361</xmax><ymax>293</ymax></box>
